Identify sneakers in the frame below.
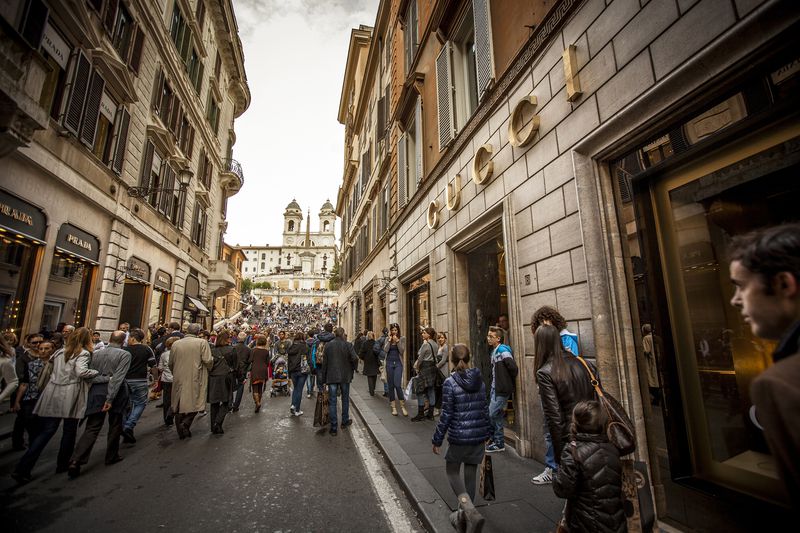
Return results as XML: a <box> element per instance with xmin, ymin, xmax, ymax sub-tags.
<box><xmin>531</xmin><ymin>467</ymin><xmax>554</xmax><ymax>484</ymax></box>
<box><xmin>306</xmin><ymin>393</ymin><xmax>312</xmax><ymax>399</ymax></box>
<box><xmin>293</xmin><ymin>410</ymin><xmax>304</xmax><ymax>417</ymax></box>
<box><xmin>290</xmin><ymin>405</ymin><xmax>296</xmax><ymax>415</ymax></box>
<box><xmin>341</xmin><ymin>419</ymin><xmax>352</xmax><ymax>428</ymax></box>
<box><xmin>485</xmin><ymin>443</ymin><xmax>505</xmax><ymax>453</ymax></box>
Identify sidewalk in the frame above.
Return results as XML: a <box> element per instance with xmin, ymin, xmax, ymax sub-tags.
<box><xmin>348</xmin><ymin>371</ymin><xmax>564</xmax><ymax>533</ymax></box>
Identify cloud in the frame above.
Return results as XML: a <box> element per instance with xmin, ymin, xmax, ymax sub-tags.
<box><xmin>236</xmin><ymin>0</ymin><xmax>376</xmax><ymax>36</ymax></box>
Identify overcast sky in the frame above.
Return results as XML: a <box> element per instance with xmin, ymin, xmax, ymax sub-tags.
<box><xmin>225</xmin><ymin>0</ymin><xmax>380</xmax><ymax>248</ymax></box>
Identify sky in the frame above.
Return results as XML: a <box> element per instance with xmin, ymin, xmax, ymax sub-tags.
<box><xmin>225</xmin><ymin>0</ymin><xmax>380</xmax><ymax>248</ymax></box>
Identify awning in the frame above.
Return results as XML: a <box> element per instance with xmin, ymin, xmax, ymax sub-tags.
<box><xmin>186</xmin><ymin>296</ymin><xmax>209</xmax><ymax>313</ymax></box>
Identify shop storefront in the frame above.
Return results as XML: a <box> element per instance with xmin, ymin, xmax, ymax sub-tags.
<box><xmin>405</xmin><ymin>272</ymin><xmax>430</xmax><ymax>378</ymax></box>
<box><xmin>363</xmin><ymin>283</ymin><xmax>374</xmax><ymax>333</ymax></box>
<box><xmin>41</xmin><ymin>223</ymin><xmax>100</xmax><ymax>331</ymax></box>
<box><xmin>148</xmin><ymin>269</ymin><xmax>172</xmax><ymax>326</ymax></box>
<box><xmin>183</xmin><ymin>273</ymin><xmax>209</xmax><ymax>327</ymax></box>
<box><xmin>0</xmin><ymin>190</ymin><xmax>46</xmax><ymax>334</ymax></box>
<box><xmin>119</xmin><ymin>256</ymin><xmax>150</xmax><ymax>329</ymax></box>
<box><xmin>606</xmin><ymin>49</ymin><xmax>798</xmax><ymax>526</ymax></box>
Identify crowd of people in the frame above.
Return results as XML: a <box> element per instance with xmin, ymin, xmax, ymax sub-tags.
<box><xmin>1</xmin><ymin>222</ymin><xmax>798</xmax><ymax>531</ymax></box>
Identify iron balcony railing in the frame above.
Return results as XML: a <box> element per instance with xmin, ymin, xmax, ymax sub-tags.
<box><xmin>222</xmin><ymin>158</ymin><xmax>244</xmax><ymax>189</ymax></box>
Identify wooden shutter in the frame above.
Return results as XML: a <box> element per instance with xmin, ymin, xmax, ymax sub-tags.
<box><xmin>139</xmin><ymin>140</ymin><xmax>154</xmax><ymax>187</ymax></box>
<box><xmin>376</xmin><ymin>95</ymin><xmax>385</xmax><ymax>138</ymax></box>
<box><xmin>472</xmin><ymin>0</ymin><xmax>494</xmax><ymax>101</ymax></box>
<box><xmin>152</xmin><ymin>69</ymin><xmax>164</xmax><ymax>112</ymax></box>
<box><xmin>436</xmin><ymin>42</ymin><xmax>456</xmax><ymax>150</ymax></box>
<box><xmin>414</xmin><ymin>98</ymin><xmax>423</xmax><ymax>186</ymax></box>
<box><xmin>111</xmin><ymin>107</ymin><xmax>130</xmax><ymax>175</ymax></box>
<box><xmin>397</xmin><ymin>133</ymin><xmax>407</xmax><ymax>208</ymax></box>
<box><xmin>104</xmin><ymin>0</ymin><xmax>119</xmax><ymax>35</ymax></box>
<box><xmin>79</xmin><ymin>71</ymin><xmax>105</xmax><ymax>147</ymax></box>
<box><xmin>128</xmin><ymin>26</ymin><xmax>145</xmax><ymax>74</ymax></box>
<box><xmin>159</xmin><ymin>166</ymin><xmax>175</xmax><ymax>215</ymax></box>
<box><xmin>196</xmin><ymin>0</ymin><xmax>206</xmax><ymax>30</ymax></box>
<box><xmin>63</xmin><ymin>50</ymin><xmax>91</xmax><ymax>136</ymax></box>
<box><xmin>194</xmin><ymin>61</ymin><xmax>204</xmax><ymax>94</ymax></box>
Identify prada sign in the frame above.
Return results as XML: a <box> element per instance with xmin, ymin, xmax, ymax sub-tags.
<box><xmin>0</xmin><ymin>189</ymin><xmax>46</xmax><ymax>242</ymax></box>
<box><xmin>154</xmin><ymin>269</ymin><xmax>172</xmax><ymax>291</ymax></box>
<box><xmin>126</xmin><ymin>256</ymin><xmax>151</xmax><ymax>283</ymax></box>
<box><xmin>55</xmin><ymin>223</ymin><xmax>100</xmax><ymax>263</ymax></box>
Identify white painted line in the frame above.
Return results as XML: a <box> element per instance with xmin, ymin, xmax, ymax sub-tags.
<box><xmin>350</xmin><ymin>416</ymin><xmax>416</xmax><ymax>533</ymax></box>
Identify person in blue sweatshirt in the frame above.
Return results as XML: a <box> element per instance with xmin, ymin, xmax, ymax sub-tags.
<box><xmin>485</xmin><ymin>326</ymin><xmax>518</xmax><ymax>454</ymax></box>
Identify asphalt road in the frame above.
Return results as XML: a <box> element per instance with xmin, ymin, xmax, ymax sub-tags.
<box><xmin>0</xmin><ymin>387</ymin><xmax>425</xmax><ymax>532</ymax></box>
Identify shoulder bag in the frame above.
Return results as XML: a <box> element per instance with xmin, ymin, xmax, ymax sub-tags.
<box><xmin>575</xmin><ymin>356</ymin><xmax>637</xmax><ymax>456</ymax></box>
<box><xmin>300</xmin><ymin>355</ymin><xmax>311</xmax><ymax>375</ymax></box>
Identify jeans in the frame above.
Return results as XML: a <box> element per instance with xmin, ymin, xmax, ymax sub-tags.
<box><xmin>543</xmin><ymin>428</ymin><xmax>557</xmax><ymax>470</ymax></box>
<box><xmin>416</xmin><ymin>386</ymin><xmax>435</xmax><ymax>409</ymax></box>
<box><xmin>306</xmin><ymin>373</ymin><xmax>316</xmax><ymax>394</ymax></box>
<box><xmin>290</xmin><ymin>371</ymin><xmax>308</xmax><ymax>411</ymax></box>
<box><xmin>14</xmin><ymin>417</ymin><xmax>79</xmax><ymax>476</ymax></box>
<box><xmin>71</xmin><ymin>411</ymin><xmax>124</xmax><ymax>465</ymax></box>
<box><xmin>386</xmin><ymin>359</ymin><xmax>404</xmax><ymax>401</ymax></box>
<box><xmin>327</xmin><ymin>382</ymin><xmax>350</xmax><ymax>431</ymax></box>
<box><xmin>124</xmin><ymin>381</ymin><xmax>149</xmax><ymax>431</ymax></box>
<box><xmin>488</xmin><ymin>393</ymin><xmax>508</xmax><ymax>447</ymax></box>
<box><xmin>232</xmin><ymin>378</ymin><xmax>246</xmax><ymax>409</ymax></box>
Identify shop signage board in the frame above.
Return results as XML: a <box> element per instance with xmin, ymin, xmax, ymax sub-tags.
<box><xmin>126</xmin><ymin>256</ymin><xmax>151</xmax><ymax>283</ymax></box>
<box><xmin>154</xmin><ymin>269</ymin><xmax>172</xmax><ymax>291</ymax></box>
<box><xmin>0</xmin><ymin>189</ymin><xmax>47</xmax><ymax>242</ymax></box>
<box><xmin>55</xmin><ymin>223</ymin><xmax>100</xmax><ymax>263</ymax></box>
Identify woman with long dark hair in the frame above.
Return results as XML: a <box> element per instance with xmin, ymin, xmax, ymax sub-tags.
<box><xmin>13</xmin><ymin>327</ymin><xmax>98</xmax><ymax>482</ymax></box>
<box><xmin>534</xmin><ymin>325</ymin><xmax>597</xmax><ymax>467</ymax></box>
<box><xmin>383</xmin><ymin>323</ymin><xmax>407</xmax><ymax>416</ymax></box>
<box><xmin>432</xmin><ymin>344</ymin><xmax>490</xmax><ymax>532</ymax></box>
<box><xmin>287</xmin><ymin>330</ymin><xmax>309</xmax><ymax>416</ymax></box>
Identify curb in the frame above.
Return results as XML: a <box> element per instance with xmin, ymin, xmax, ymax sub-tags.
<box><xmin>349</xmin><ymin>385</ymin><xmax>453</xmax><ymax>533</ymax></box>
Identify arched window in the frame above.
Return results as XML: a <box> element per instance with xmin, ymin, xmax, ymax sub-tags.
<box><xmin>324</xmin><ymin>221</ymin><xmax>330</xmax><ymax>232</ymax></box>
<box><xmin>288</xmin><ymin>221</ymin><xmax>295</xmax><ymax>232</ymax></box>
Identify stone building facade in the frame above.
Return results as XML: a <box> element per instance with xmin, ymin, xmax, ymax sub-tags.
<box><xmin>0</xmin><ymin>0</ymin><xmax>250</xmax><ymax>335</ymax></box>
<box><xmin>336</xmin><ymin>0</ymin><xmax>798</xmax><ymax>529</ymax></box>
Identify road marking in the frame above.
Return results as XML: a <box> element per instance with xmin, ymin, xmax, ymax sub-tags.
<box><xmin>350</xmin><ymin>416</ymin><xmax>416</xmax><ymax>533</ymax></box>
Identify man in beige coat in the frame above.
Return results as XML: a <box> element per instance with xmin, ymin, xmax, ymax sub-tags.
<box><xmin>168</xmin><ymin>323</ymin><xmax>212</xmax><ymax>439</ymax></box>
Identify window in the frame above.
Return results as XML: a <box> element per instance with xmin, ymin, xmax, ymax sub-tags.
<box><xmin>195</xmin><ymin>0</ymin><xmax>206</xmax><ymax>31</ymax></box>
<box><xmin>260</xmin><ymin>262</ymin><xmax>265</xmax><ymax>269</ymax></box>
<box><xmin>139</xmin><ymin>140</ymin><xmax>184</xmax><ymax>227</ymax></box>
<box><xmin>207</xmin><ymin>94</ymin><xmax>220</xmax><ymax>134</ymax></box>
<box><xmin>190</xmin><ymin>204</ymin><xmax>208</xmax><ymax>249</ymax></box>
<box><xmin>214</xmin><ymin>51</ymin><xmax>222</xmax><ymax>79</ymax></box>
<box><xmin>39</xmin><ymin>22</ymin><xmax>71</xmax><ymax>120</ymax></box>
<box><xmin>170</xmin><ymin>3</ymin><xmax>202</xmax><ymax>90</ymax></box>
<box><xmin>59</xmin><ymin>49</ymin><xmax>130</xmax><ymax>174</ymax></box>
<box><xmin>103</xmin><ymin>0</ymin><xmax>144</xmax><ymax>74</ymax></box>
<box><xmin>436</xmin><ymin>3</ymin><xmax>490</xmax><ymax>150</ymax></box>
<box><xmin>403</xmin><ymin>0</ymin><xmax>418</xmax><ymax>75</ymax></box>
<box><xmin>261</xmin><ymin>253</ymin><xmax>265</xmax><ymax>260</ymax></box>
<box><xmin>397</xmin><ymin>97</ymin><xmax>422</xmax><ymax>208</ymax></box>
<box><xmin>187</xmin><ymin>47</ymin><xmax>204</xmax><ymax>94</ymax></box>
<box><xmin>198</xmin><ymin>150</ymin><xmax>213</xmax><ymax>189</ymax></box>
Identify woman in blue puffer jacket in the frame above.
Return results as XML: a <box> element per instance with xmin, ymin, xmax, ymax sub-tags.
<box><xmin>432</xmin><ymin>344</ymin><xmax>490</xmax><ymax>533</ymax></box>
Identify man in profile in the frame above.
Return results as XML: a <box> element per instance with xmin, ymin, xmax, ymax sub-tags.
<box><xmin>729</xmin><ymin>222</ymin><xmax>800</xmax><ymax>506</ymax></box>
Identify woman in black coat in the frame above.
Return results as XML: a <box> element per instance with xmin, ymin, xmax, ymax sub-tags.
<box><xmin>208</xmin><ymin>331</ymin><xmax>237</xmax><ymax>434</ymax></box>
<box><xmin>287</xmin><ymin>331</ymin><xmax>309</xmax><ymax>416</ymax></box>
<box><xmin>359</xmin><ymin>331</ymin><xmax>379</xmax><ymax>396</ymax></box>
<box><xmin>534</xmin><ymin>325</ymin><xmax>597</xmax><ymax>464</ymax></box>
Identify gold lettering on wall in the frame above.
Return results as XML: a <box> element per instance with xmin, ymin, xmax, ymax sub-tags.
<box><xmin>66</xmin><ymin>234</ymin><xmax>92</xmax><ymax>251</ymax></box>
<box><xmin>472</xmin><ymin>145</ymin><xmax>494</xmax><ymax>185</ymax></box>
<box><xmin>427</xmin><ymin>200</ymin><xmax>440</xmax><ymax>230</ymax></box>
<box><xmin>563</xmin><ymin>45</ymin><xmax>582</xmax><ymax>102</ymax></box>
<box><xmin>446</xmin><ymin>174</ymin><xmax>461</xmax><ymax>211</ymax></box>
<box><xmin>0</xmin><ymin>203</ymin><xmax>34</xmax><ymax>226</ymax></box>
<box><xmin>509</xmin><ymin>95</ymin><xmax>540</xmax><ymax>148</ymax></box>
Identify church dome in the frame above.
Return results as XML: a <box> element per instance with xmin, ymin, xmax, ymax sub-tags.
<box><xmin>320</xmin><ymin>199</ymin><xmax>334</xmax><ymax>212</ymax></box>
<box><xmin>285</xmin><ymin>199</ymin><xmax>301</xmax><ymax>211</ymax></box>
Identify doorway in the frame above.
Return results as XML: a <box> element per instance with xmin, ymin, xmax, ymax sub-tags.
<box><xmin>406</xmin><ymin>273</ymin><xmax>431</xmax><ymax>373</ymax></box>
<box><xmin>120</xmin><ymin>281</ymin><xmax>147</xmax><ymax>329</ymax></box>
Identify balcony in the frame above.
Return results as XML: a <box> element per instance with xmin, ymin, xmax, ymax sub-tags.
<box><xmin>207</xmin><ymin>259</ymin><xmax>237</xmax><ymax>293</ymax></box>
<box><xmin>220</xmin><ymin>158</ymin><xmax>244</xmax><ymax>197</ymax></box>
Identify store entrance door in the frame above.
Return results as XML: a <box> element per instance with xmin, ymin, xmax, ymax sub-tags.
<box><xmin>120</xmin><ymin>281</ymin><xmax>147</xmax><ymax>328</ymax></box>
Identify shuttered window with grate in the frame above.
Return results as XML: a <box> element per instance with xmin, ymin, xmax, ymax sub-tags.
<box><xmin>63</xmin><ymin>50</ymin><xmax>91</xmax><ymax>136</ymax></box>
<box><xmin>79</xmin><ymin>71</ymin><xmax>105</xmax><ymax>147</ymax></box>
<box><xmin>110</xmin><ymin>108</ymin><xmax>130</xmax><ymax>175</ymax></box>
<box><xmin>436</xmin><ymin>42</ymin><xmax>456</xmax><ymax>151</ymax></box>
<box><xmin>472</xmin><ymin>0</ymin><xmax>494</xmax><ymax>101</ymax></box>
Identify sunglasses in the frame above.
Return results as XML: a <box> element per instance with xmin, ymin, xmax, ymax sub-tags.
<box><xmin>30</xmin><ymin>340</ymin><xmax>42</xmax><ymax>345</ymax></box>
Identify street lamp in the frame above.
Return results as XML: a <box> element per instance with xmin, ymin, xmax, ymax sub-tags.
<box><xmin>127</xmin><ymin>169</ymin><xmax>193</xmax><ymax>198</ymax></box>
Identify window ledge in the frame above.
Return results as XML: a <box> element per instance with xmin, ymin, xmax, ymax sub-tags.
<box><xmin>91</xmin><ymin>48</ymin><xmax>137</xmax><ymax>104</ymax></box>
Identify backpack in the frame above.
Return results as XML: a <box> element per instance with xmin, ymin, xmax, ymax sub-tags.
<box><xmin>316</xmin><ymin>341</ymin><xmax>327</xmax><ymax>366</ymax></box>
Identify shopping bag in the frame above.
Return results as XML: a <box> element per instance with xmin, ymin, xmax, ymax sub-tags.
<box><xmin>379</xmin><ymin>363</ymin><xmax>387</xmax><ymax>382</ymax></box>
<box><xmin>313</xmin><ymin>388</ymin><xmax>330</xmax><ymax>427</ymax></box>
<box><xmin>622</xmin><ymin>459</ymin><xmax>655</xmax><ymax>533</ymax></box>
<box><xmin>404</xmin><ymin>377</ymin><xmax>416</xmax><ymax>400</ymax></box>
<box><xmin>479</xmin><ymin>454</ymin><xmax>495</xmax><ymax>501</ymax></box>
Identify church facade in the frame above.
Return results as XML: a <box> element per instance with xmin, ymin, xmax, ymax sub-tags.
<box><xmin>241</xmin><ymin>200</ymin><xmax>338</xmax><ymax>305</ymax></box>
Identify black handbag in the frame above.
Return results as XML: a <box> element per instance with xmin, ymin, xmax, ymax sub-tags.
<box><xmin>479</xmin><ymin>454</ymin><xmax>495</xmax><ymax>501</ymax></box>
<box><xmin>576</xmin><ymin>356</ymin><xmax>637</xmax><ymax>456</ymax></box>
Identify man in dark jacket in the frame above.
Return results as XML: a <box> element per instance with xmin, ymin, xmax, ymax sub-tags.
<box><xmin>320</xmin><ymin>328</ymin><xmax>358</xmax><ymax>436</ymax></box>
<box><xmin>729</xmin><ymin>222</ymin><xmax>800</xmax><ymax>506</ymax></box>
<box><xmin>314</xmin><ymin>324</ymin><xmax>335</xmax><ymax>393</ymax></box>
<box><xmin>68</xmin><ymin>331</ymin><xmax>131</xmax><ymax>477</ymax></box>
<box><xmin>231</xmin><ymin>331</ymin><xmax>252</xmax><ymax>412</ymax></box>
<box><xmin>485</xmin><ymin>326</ymin><xmax>518</xmax><ymax>453</ymax></box>
<box><xmin>122</xmin><ymin>329</ymin><xmax>156</xmax><ymax>443</ymax></box>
